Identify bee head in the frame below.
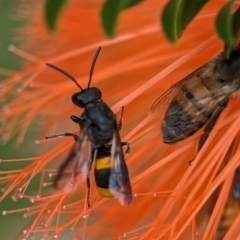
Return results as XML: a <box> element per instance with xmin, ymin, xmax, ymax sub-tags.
<box><xmin>46</xmin><ymin>47</ymin><xmax>103</xmax><ymax>108</ymax></box>
<box><xmin>71</xmin><ymin>87</ymin><xmax>102</xmax><ymax>108</ymax></box>
<box><xmin>216</xmin><ymin>47</ymin><xmax>240</xmax><ymax>82</ymax></box>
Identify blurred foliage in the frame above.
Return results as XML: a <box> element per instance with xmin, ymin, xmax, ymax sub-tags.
<box><xmin>216</xmin><ymin>0</ymin><xmax>236</xmax><ymax>46</ymax></box>
<box><xmin>161</xmin><ymin>0</ymin><xmax>209</xmax><ymax>42</ymax></box>
<box><xmin>101</xmin><ymin>0</ymin><xmax>145</xmax><ymax>36</ymax></box>
<box><xmin>0</xmin><ymin>0</ymin><xmax>23</xmax><ymax>78</ymax></box>
<box><xmin>44</xmin><ymin>0</ymin><xmax>69</xmax><ymax>31</ymax></box>
<box><xmin>0</xmin><ymin>0</ymin><xmax>32</xmax><ymax>239</ymax></box>
<box><xmin>44</xmin><ymin>0</ymin><xmax>240</xmax><ymax>57</ymax></box>
<box><xmin>215</xmin><ymin>0</ymin><xmax>240</xmax><ymax>58</ymax></box>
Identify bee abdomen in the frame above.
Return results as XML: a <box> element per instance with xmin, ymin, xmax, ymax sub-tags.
<box><xmin>95</xmin><ymin>156</ymin><xmax>114</xmax><ymax>198</ymax></box>
<box><xmin>162</xmin><ymin>103</ymin><xmax>204</xmax><ymax>142</ymax></box>
<box><xmin>162</xmin><ymin>84</ymin><xmax>211</xmax><ymax>143</ymax></box>
<box><xmin>181</xmin><ymin>86</ymin><xmax>210</xmax><ymax>118</ymax></box>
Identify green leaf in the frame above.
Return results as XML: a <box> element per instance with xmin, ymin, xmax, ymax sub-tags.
<box><xmin>215</xmin><ymin>1</ymin><xmax>240</xmax><ymax>58</ymax></box>
<box><xmin>101</xmin><ymin>0</ymin><xmax>145</xmax><ymax>36</ymax></box>
<box><xmin>179</xmin><ymin>0</ymin><xmax>210</xmax><ymax>37</ymax></box>
<box><xmin>161</xmin><ymin>0</ymin><xmax>182</xmax><ymax>42</ymax></box>
<box><xmin>232</xmin><ymin>7</ymin><xmax>240</xmax><ymax>34</ymax></box>
<box><xmin>124</xmin><ymin>0</ymin><xmax>145</xmax><ymax>8</ymax></box>
<box><xmin>215</xmin><ymin>0</ymin><xmax>235</xmax><ymax>44</ymax></box>
<box><xmin>225</xmin><ymin>7</ymin><xmax>240</xmax><ymax>58</ymax></box>
<box><xmin>161</xmin><ymin>0</ymin><xmax>209</xmax><ymax>42</ymax></box>
<box><xmin>44</xmin><ymin>0</ymin><xmax>69</xmax><ymax>31</ymax></box>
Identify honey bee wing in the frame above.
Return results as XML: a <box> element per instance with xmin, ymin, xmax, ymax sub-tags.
<box><xmin>233</xmin><ymin>169</ymin><xmax>240</xmax><ymax>200</ymax></box>
<box><xmin>109</xmin><ymin>128</ymin><xmax>132</xmax><ymax>206</ymax></box>
<box><xmin>149</xmin><ymin>62</ymin><xmax>210</xmax><ymax>119</ymax></box>
<box><xmin>54</xmin><ymin>130</ymin><xmax>92</xmax><ymax>188</ymax></box>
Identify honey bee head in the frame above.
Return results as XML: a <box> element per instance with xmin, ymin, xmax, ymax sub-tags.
<box><xmin>71</xmin><ymin>87</ymin><xmax>102</xmax><ymax>108</ymax></box>
<box><xmin>215</xmin><ymin>47</ymin><xmax>240</xmax><ymax>83</ymax></box>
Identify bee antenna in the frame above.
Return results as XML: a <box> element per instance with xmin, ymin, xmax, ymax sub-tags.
<box><xmin>87</xmin><ymin>46</ymin><xmax>101</xmax><ymax>89</ymax></box>
<box><xmin>46</xmin><ymin>63</ymin><xmax>83</xmax><ymax>91</ymax></box>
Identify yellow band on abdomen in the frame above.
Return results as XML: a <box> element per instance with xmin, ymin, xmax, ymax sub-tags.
<box><xmin>97</xmin><ymin>187</ymin><xmax>114</xmax><ymax>198</ymax></box>
<box><xmin>95</xmin><ymin>157</ymin><xmax>111</xmax><ymax>170</ymax></box>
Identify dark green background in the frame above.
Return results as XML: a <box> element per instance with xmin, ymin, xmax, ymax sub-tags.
<box><xmin>0</xmin><ymin>2</ymin><xmax>78</xmax><ymax>239</ymax></box>
<box><xmin>0</xmin><ymin>0</ymin><xmax>29</xmax><ymax>239</ymax></box>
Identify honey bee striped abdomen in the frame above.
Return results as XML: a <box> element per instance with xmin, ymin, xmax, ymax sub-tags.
<box><xmin>162</xmin><ymin>79</ymin><xmax>217</xmax><ymax>143</ymax></box>
<box><xmin>150</xmin><ymin>46</ymin><xmax>240</xmax><ymax>150</ymax></box>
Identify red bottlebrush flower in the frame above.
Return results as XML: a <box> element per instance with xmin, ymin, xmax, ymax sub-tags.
<box><xmin>1</xmin><ymin>0</ymin><xmax>240</xmax><ymax>239</ymax></box>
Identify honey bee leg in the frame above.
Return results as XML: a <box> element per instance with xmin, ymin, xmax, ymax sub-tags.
<box><xmin>198</xmin><ymin>104</ymin><xmax>226</xmax><ymax>151</ymax></box>
<box><xmin>86</xmin><ymin>149</ymin><xmax>95</xmax><ymax>208</ymax></box>
<box><xmin>45</xmin><ymin>132</ymin><xmax>81</xmax><ymax>143</ymax></box>
<box><xmin>121</xmin><ymin>142</ymin><xmax>130</xmax><ymax>155</ymax></box>
<box><xmin>189</xmin><ymin>104</ymin><xmax>226</xmax><ymax>165</ymax></box>
<box><xmin>117</xmin><ymin>106</ymin><xmax>125</xmax><ymax>131</ymax></box>
<box><xmin>70</xmin><ymin>115</ymin><xmax>79</xmax><ymax>124</ymax></box>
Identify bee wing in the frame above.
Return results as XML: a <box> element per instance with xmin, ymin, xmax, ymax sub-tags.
<box><xmin>149</xmin><ymin>61</ymin><xmax>212</xmax><ymax>119</ymax></box>
<box><xmin>54</xmin><ymin>130</ymin><xmax>92</xmax><ymax>189</ymax></box>
<box><xmin>109</xmin><ymin>129</ymin><xmax>132</xmax><ymax>206</ymax></box>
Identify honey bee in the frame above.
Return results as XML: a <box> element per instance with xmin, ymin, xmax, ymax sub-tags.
<box><xmin>149</xmin><ymin>46</ymin><xmax>240</xmax><ymax>151</ymax></box>
<box><xmin>150</xmin><ymin>46</ymin><xmax>240</xmax><ymax>239</ymax></box>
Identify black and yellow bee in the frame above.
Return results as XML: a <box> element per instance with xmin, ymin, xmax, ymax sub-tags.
<box><xmin>94</xmin><ymin>140</ymin><xmax>130</xmax><ymax>199</ymax></box>
<box><xmin>45</xmin><ymin>47</ymin><xmax>132</xmax><ymax>207</ymax></box>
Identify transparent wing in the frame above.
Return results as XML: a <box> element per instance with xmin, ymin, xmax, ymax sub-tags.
<box><xmin>53</xmin><ymin>130</ymin><xmax>92</xmax><ymax>189</ymax></box>
<box><xmin>109</xmin><ymin>129</ymin><xmax>132</xmax><ymax>206</ymax></box>
<box><xmin>149</xmin><ymin>60</ymin><xmax>213</xmax><ymax>119</ymax></box>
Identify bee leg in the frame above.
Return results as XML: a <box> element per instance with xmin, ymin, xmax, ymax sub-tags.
<box><xmin>45</xmin><ymin>132</ymin><xmax>81</xmax><ymax>143</ymax></box>
<box><xmin>198</xmin><ymin>104</ymin><xmax>227</xmax><ymax>151</ymax></box>
<box><xmin>86</xmin><ymin>149</ymin><xmax>95</xmax><ymax>208</ymax></box>
<box><xmin>121</xmin><ymin>142</ymin><xmax>131</xmax><ymax>155</ymax></box>
<box><xmin>70</xmin><ymin>115</ymin><xmax>79</xmax><ymax>124</ymax></box>
<box><xmin>117</xmin><ymin>106</ymin><xmax>125</xmax><ymax>131</ymax></box>
<box><xmin>189</xmin><ymin>103</ymin><xmax>226</xmax><ymax>165</ymax></box>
